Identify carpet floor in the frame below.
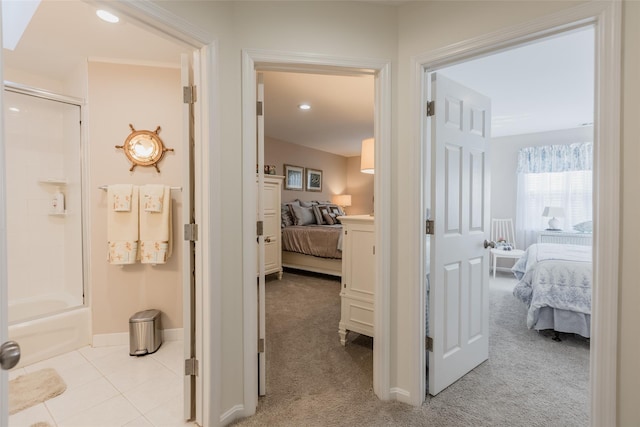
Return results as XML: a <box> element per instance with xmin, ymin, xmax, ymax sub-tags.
<box><xmin>232</xmin><ymin>271</ymin><xmax>589</xmax><ymax>427</ymax></box>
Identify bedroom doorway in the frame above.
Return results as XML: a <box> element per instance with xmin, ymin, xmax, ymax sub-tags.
<box><xmin>242</xmin><ymin>51</ymin><xmax>392</xmax><ymax>414</ymax></box>
<box><xmin>413</xmin><ymin>3</ymin><xmax>621</xmax><ymax>425</ymax></box>
<box><xmin>258</xmin><ymin>70</ymin><xmax>375</xmax><ymax>396</ymax></box>
<box><xmin>422</xmin><ymin>25</ymin><xmax>596</xmax><ymax>408</ymax></box>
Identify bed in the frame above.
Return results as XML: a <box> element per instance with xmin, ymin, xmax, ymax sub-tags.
<box><xmin>512</xmin><ymin>243</ymin><xmax>592</xmax><ymax>338</ymax></box>
<box><xmin>280</xmin><ymin>201</ymin><xmax>344</xmax><ymax>277</ymax></box>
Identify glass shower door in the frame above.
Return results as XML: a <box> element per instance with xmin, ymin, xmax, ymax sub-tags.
<box><xmin>4</xmin><ymin>88</ymin><xmax>84</xmax><ymax>324</ymax></box>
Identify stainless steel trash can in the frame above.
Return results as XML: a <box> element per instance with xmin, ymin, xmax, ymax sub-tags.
<box><xmin>129</xmin><ymin>309</ymin><xmax>162</xmax><ymax>356</ymax></box>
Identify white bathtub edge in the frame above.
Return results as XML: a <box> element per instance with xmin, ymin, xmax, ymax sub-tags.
<box><xmin>9</xmin><ymin>307</ymin><xmax>91</xmax><ymax>368</ymax></box>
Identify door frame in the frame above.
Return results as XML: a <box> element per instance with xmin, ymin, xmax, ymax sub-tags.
<box><xmin>102</xmin><ymin>5</ymin><xmax>216</xmax><ymax>424</ymax></box>
<box><xmin>412</xmin><ymin>2</ymin><xmax>620</xmax><ymax>426</ymax></box>
<box><xmin>1</xmin><ymin>1</ymin><xmax>218</xmax><ymax>425</ymax></box>
<box><xmin>240</xmin><ymin>49</ymin><xmax>392</xmax><ymax>415</ymax></box>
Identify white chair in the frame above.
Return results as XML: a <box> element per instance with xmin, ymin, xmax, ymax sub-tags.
<box><xmin>490</xmin><ymin>218</ymin><xmax>525</xmax><ymax>279</ymax></box>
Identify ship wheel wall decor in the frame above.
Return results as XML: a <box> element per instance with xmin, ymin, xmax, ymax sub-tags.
<box><xmin>115</xmin><ymin>124</ymin><xmax>174</xmax><ymax>172</ymax></box>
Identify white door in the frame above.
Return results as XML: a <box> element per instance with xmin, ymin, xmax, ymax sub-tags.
<box><xmin>256</xmin><ymin>73</ymin><xmax>267</xmax><ymax>396</ymax></box>
<box><xmin>181</xmin><ymin>53</ymin><xmax>197</xmax><ymax>420</ymax></box>
<box><xmin>428</xmin><ymin>73</ymin><xmax>491</xmax><ymax>395</ymax></box>
<box><xmin>0</xmin><ymin>4</ymin><xmax>11</xmax><ymax>421</ymax></box>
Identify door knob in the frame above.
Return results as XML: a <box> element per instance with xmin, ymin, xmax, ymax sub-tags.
<box><xmin>484</xmin><ymin>240</ymin><xmax>496</xmax><ymax>249</ymax></box>
<box><xmin>0</xmin><ymin>340</ymin><xmax>20</xmax><ymax>370</ymax></box>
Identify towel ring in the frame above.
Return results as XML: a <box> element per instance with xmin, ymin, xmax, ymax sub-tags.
<box><xmin>115</xmin><ymin>124</ymin><xmax>174</xmax><ymax>173</ymax></box>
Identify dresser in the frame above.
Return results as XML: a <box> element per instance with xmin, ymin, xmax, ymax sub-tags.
<box><xmin>537</xmin><ymin>230</ymin><xmax>592</xmax><ymax>246</ymax></box>
<box><xmin>258</xmin><ymin>175</ymin><xmax>284</xmax><ymax>279</ymax></box>
<box><xmin>338</xmin><ymin>215</ymin><xmax>375</xmax><ymax>345</ymax></box>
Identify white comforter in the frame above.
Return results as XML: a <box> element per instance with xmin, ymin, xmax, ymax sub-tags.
<box><xmin>512</xmin><ymin>243</ymin><xmax>592</xmax><ymax>329</ymax></box>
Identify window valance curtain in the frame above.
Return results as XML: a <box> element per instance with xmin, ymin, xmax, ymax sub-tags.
<box><xmin>517</xmin><ymin>142</ymin><xmax>593</xmax><ymax>174</ymax></box>
<box><xmin>515</xmin><ymin>142</ymin><xmax>593</xmax><ymax>248</ymax></box>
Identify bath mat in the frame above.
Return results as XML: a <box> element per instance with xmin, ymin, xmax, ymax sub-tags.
<box><xmin>9</xmin><ymin>368</ymin><xmax>66</xmax><ymax>415</ymax></box>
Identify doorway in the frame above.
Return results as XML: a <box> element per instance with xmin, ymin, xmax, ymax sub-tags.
<box><xmin>415</xmin><ymin>3</ymin><xmax>620</xmax><ymax>425</ymax></box>
<box><xmin>241</xmin><ymin>50</ymin><xmax>392</xmax><ymax>415</ymax></box>
<box><xmin>1</xmin><ymin>1</ymin><xmax>206</xmax><ymax>425</ymax></box>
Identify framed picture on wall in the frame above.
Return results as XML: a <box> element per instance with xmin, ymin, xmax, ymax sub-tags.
<box><xmin>306</xmin><ymin>168</ymin><xmax>322</xmax><ymax>192</ymax></box>
<box><xmin>284</xmin><ymin>164</ymin><xmax>304</xmax><ymax>190</ymax></box>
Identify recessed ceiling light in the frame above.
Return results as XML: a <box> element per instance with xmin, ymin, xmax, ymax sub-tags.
<box><xmin>8</xmin><ymin>107</ymin><xmax>20</xmax><ymax>113</ymax></box>
<box><xmin>96</xmin><ymin>9</ymin><xmax>119</xmax><ymax>24</ymax></box>
<box><xmin>298</xmin><ymin>104</ymin><xmax>311</xmax><ymax>110</ymax></box>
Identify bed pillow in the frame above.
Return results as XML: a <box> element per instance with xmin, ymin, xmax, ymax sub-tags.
<box><xmin>573</xmin><ymin>221</ymin><xmax>593</xmax><ymax>233</ymax></box>
<box><xmin>291</xmin><ymin>204</ymin><xmax>316</xmax><ymax>226</ymax></box>
<box><xmin>298</xmin><ymin>200</ymin><xmax>318</xmax><ymax>208</ymax></box>
<box><xmin>314</xmin><ymin>204</ymin><xmax>344</xmax><ymax>225</ymax></box>
<box><xmin>281</xmin><ymin>203</ymin><xmax>295</xmax><ymax>227</ymax></box>
<box><xmin>322</xmin><ymin>212</ymin><xmax>336</xmax><ymax>225</ymax></box>
<box><xmin>313</xmin><ymin>205</ymin><xmax>330</xmax><ymax>225</ymax></box>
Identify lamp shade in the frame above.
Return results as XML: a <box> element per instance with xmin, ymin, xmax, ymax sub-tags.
<box><xmin>332</xmin><ymin>194</ymin><xmax>352</xmax><ymax>207</ymax></box>
<box><xmin>542</xmin><ymin>206</ymin><xmax>565</xmax><ymax>218</ymax></box>
<box><xmin>360</xmin><ymin>138</ymin><xmax>374</xmax><ymax>174</ymax></box>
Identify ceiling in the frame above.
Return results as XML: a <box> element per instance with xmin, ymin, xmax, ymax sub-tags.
<box><xmin>3</xmin><ymin>1</ymin><xmax>594</xmax><ymax>158</ymax></box>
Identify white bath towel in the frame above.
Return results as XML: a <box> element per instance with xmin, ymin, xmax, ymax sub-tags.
<box><xmin>110</xmin><ymin>184</ymin><xmax>133</xmax><ymax>212</ymax></box>
<box><xmin>142</xmin><ymin>184</ymin><xmax>165</xmax><ymax>213</ymax></box>
<box><xmin>139</xmin><ymin>185</ymin><xmax>172</xmax><ymax>264</ymax></box>
<box><xmin>107</xmin><ymin>185</ymin><xmax>139</xmax><ymax>264</ymax></box>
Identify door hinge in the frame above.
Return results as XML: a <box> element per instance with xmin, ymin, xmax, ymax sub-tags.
<box><xmin>426</xmin><ymin>100</ymin><xmax>435</xmax><ymax>117</ymax></box>
<box><xmin>258</xmin><ymin>338</ymin><xmax>265</xmax><ymax>353</ymax></box>
<box><xmin>425</xmin><ymin>336</ymin><xmax>433</xmax><ymax>352</ymax></box>
<box><xmin>185</xmin><ymin>357</ymin><xmax>199</xmax><ymax>376</ymax></box>
<box><xmin>184</xmin><ymin>223</ymin><xmax>198</xmax><ymax>241</ymax></box>
<box><xmin>425</xmin><ymin>220</ymin><xmax>434</xmax><ymax>235</ymax></box>
<box><xmin>373</xmin><ymin>245</ymin><xmax>375</xmax><ymax>255</ymax></box>
<box><xmin>257</xmin><ymin>220</ymin><xmax>264</xmax><ymax>236</ymax></box>
<box><xmin>183</xmin><ymin>85</ymin><xmax>197</xmax><ymax>104</ymax></box>
<box><xmin>257</xmin><ymin>101</ymin><xmax>263</xmax><ymax>116</ymax></box>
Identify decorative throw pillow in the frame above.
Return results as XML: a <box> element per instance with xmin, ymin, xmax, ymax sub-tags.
<box><xmin>573</xmin><ymin>221</ymin><xmax>593</xmax><ymax>233</ymax></box>
<box><xmin>281</xmin><ymin>204</ymin><xmax>295</xmax><ymax>227</ymax></box>
<box><xmin>322</xmin><ymin>212</ymin><xmax>335</xmax><ymax>225</ymax></box>
<box><xmin>291</xmin><ymin>204</ymin><xmax>316</xmax><ymax>226</ymax></box>
<box><xmin>312</xmin><ymin>204</ymin><xmax>331</xmax><ymax>225</ymax></box>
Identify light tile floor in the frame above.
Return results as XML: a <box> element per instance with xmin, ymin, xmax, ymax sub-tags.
<box><xmin>9</xmin><ymin>340</ymin><xmax>198</xmax><ymax>427</ymax></box>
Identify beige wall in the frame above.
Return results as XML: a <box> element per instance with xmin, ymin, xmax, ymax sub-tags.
<box><xmin>88</xmin><ymin>62</ymin><xmax>183</xmax><ymax>335</ymax></box>
<box><xmin>265</xmin><ymin>137</ymin><xmax>374</xmax><ymax>213</ymax></box>
<box><xmin>265</xmin><ymin>137</ymin><xmax>348</xmax><ymax>203</ymax></box>
<box><xmin>346</xmin><ymin>156</ymin><xmax>374</xmax><ymax>215</ymax></box>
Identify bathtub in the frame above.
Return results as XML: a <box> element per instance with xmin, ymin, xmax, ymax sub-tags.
<box><xmin>8</xmin><ymin>296</ymin><xmax>91</xmax><ymax>367</ymax></box>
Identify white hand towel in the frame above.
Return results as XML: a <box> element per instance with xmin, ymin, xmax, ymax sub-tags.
<box><xmin>110</xmin><ymin>184</ymin><xmax>133</xmax><ymax>212</ymax></box>
<box><xmin>107</xmin><ymin>185</ymin><xmax>139</xmax><ymax>264</ymax></box>
<box><xmin>139</xmin><ymin>185</ymin><xmax>172</xmax><ymax>264</ymax></box>
<box><xmin>142</xmin><ymin>184</ymin><xmax>165</xmax><ymax>213</ymax></box>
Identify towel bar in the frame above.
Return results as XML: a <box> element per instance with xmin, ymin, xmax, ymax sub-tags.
<box><xmin>99</xmin><ymin>185</ymin><xmax>182</xmax><ymax>191</ymax></box>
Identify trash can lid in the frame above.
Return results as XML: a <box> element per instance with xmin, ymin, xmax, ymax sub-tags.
<box><xmin>130</xmin><ymin>309</ymin><xmax>161</xmax><ymax>323</ymax></box>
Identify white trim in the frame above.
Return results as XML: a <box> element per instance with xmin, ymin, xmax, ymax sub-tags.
<box><xmin>219</xmin><ymin>404</ymin><xmax>245</xmax><ymax>425</ymax></box>
<box><xmin>196</xmin><ymin>43</ymin><xmax>218</xmax><ymax>427</ymax></box>
<box><xmin>241</xmin><ymin>49</ymin><xmax>393</xmax><ymax>416</ymax></box>
<box><xmin>412</xmin><ymin>2</ymin><xmax>620</xmax><ymax>425</ymax></box>
<box><xmin>0</xmin><ymin>3</ymin><xmax>9</xmax><ymax>421</ymax></box>
<box><xmin>389</xmin><ymin>387</ymin><xmax>412</xmax><ymax>405</ymax></box>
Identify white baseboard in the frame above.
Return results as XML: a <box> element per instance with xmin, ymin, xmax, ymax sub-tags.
<box><xmin>219</xmin><ymin>404</ymin><xmax>244</xmax><ymax>424</ymax></box>
<box><xmin>390</xmin><ymin>387</ymin><xmax>412</xmax><ymax>405</ymax></box>
<box><xmin>92</xmin><ymin>327</ymin><xmax>183</xmax><ymax>347</ymax></box>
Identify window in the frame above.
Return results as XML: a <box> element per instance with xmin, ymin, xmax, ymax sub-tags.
<box><xmin>515</xmin><ymin>143</ymin><xmax>593</xmax><ymax>247</ymax></box>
